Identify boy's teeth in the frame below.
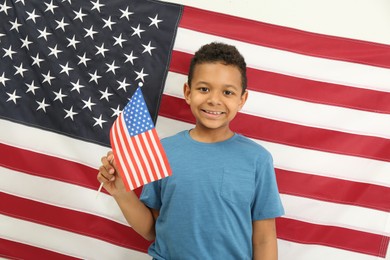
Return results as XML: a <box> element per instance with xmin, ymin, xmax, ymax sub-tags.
<box><xmin>206</xmin><ymin>110</ymin><xmax>222</xmax><ymax>115</ymax></box>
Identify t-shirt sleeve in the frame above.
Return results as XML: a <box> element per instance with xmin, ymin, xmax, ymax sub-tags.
<box><xmin>139</xmin><ymin>179</ymin><xmax>162</xmax><ymax>210</ymax></box>
<box><xmin>252</xmin><ymin>152</ymin><xmax>285</xmax><ymax>221</ymax></box>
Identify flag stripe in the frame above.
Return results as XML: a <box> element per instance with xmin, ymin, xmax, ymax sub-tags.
<box><xmin>0</xmin><ymin>238</ymin><xmax>80</xmax><ymax>260</ymax></box>
<box><xmin>174</xmin><ymin>28</ymin><xmax>390</xmax><ymax>93</ymax></box>
<box><xmin>170</xmin><ymin>50</ymin><xmax>390</xmax><ymax>114</ymax></box>
<box><xmin>159</xmin><ymin>94</ymin><xmax>390</xmax><ymax>162</ymax></box>
<box><xmin>134</xmin><ymin>134</ymin><xmax>154</xmax><ymax>184</ymax></box>
<box><xmin>180</xmin><ymin>6</ymin><xmax>390</xmax><ymax>69</ymax></box>
<box><xmin>276</xmin><ymin>218</ymin><xmax>389</xmax><ymax>258</ymax></box>
<box><xmin>2</xmin><ymin>140</ymin><xmax>388</xmax><ymax>228</ymax></box>
<box><xmin>110</xmin><ymin>119</ymin><xmax>134</xmax><ymax>191</ymax></box>
<box><xmin>0</xmin><ymin>191</ymin><xmax>149</xmax><ymax>252</ymax></box>
<box><xmin>276</xmin><ymin>169</ymin><xmax>390</xmax><ymax>212</ymax></box>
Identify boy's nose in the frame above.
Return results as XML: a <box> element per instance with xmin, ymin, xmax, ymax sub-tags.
<box><xmin>207</xmin><ymin>92</ymin><xmax>222</xmax><ymax>105</ymax></box>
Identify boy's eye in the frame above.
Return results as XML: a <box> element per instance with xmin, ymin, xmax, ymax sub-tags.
<box><xmin>224</xmin><ymin>90</ymin><xmax>234</xmax><ymax>95</ymax></box>
<box><xmin>199</xmin><ymin>87</ymin><xmax>209</xmax><ymax>92</ymax></box>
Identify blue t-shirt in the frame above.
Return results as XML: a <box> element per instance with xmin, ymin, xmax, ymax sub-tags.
<box><xmin>140</xmin><ymin>130</ymin><xmax>284</xmax><ymax>259</ymax></box>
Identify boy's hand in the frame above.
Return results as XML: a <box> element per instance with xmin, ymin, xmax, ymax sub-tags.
<box><xmin>97</xmin><ymin>151</ymin><xmax>126</xmax><ymax>196</ymax></box>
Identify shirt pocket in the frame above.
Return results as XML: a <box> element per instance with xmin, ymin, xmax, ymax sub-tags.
<box><xmin>220</xmin><ymin>168</ymin><xmax>255</xmax><ymax>206</ymax></box>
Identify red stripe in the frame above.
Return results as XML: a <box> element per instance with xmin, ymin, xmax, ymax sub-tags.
<box><xmin>0</xmin><ymin>237</ymin><xmax>80</xmax><ymax>260</ymax></box>
<box><xmin>180</xmin><ymin>6</ymin><xmax>390</xmax><ymax>68</ymax></box>
<box><xmin>276</xmin><ymin>217</ymin><xmax>390</xmax><ymax>257</ymax></box>
<box><xmin>170</xmin><ymin>50</ymin><xmax>390</xmax><ymax>114</ymax></box>
<box><xmin>276</xmin><ymin>169</ymin><xmax>390</xmax><ymax>212</ymax></box>
<box><xmin>0</xmin><ymin>192</ymin><xmax>151</xmax><ymax>252</ymax></box>
<box><xmin>159</xmin><ymin>95</ymin><xmax>390</xmax><ymax>162</ymax></box>
<box><xmin>130</xmin><ymin>136</ymin><xmax>149</xmax><ymax>186</ymax></box>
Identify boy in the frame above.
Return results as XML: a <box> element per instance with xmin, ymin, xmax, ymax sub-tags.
<box><xmin>98</xmin><ymin>42</ymin><xmax>284</xmax><ymax>259</ymax></box>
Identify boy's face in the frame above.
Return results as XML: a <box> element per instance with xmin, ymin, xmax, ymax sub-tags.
<box><xmin>184</xmin><ymin>62</ymin><xmax>248</xmax><ymax>136</ymax></box>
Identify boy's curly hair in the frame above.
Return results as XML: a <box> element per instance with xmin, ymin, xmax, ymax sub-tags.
<box><xmin>187</xmin><ymin>42</ymin><xmax>247</xmax><ymax>94</ymax></box>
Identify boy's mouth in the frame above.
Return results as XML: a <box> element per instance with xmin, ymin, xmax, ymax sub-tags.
<box><xmin>202</xmin><ymin>109</ymin><xmax>224</xmax><ymax>115</ymax></box>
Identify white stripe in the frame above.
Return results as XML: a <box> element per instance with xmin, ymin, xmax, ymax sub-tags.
<box><xmin>277</xmin><ymin>239</ymin><xmax>381</xmax><ymax>260</ymax></box>
<box><xmin>281</xmin><ymin>194</ymin><xmax>390</xmax><ymax>236</ymax></box>
<box><xmin>139</xmin><ymin>133</ymin><xmax>158</xmax><ymax>181</ymax></box>
<box><xmin>165</xmin><ymin>72</ymin><xmax>390</xmax><ymax>138</ymax></box>
<box><xmin>174</xmin><ymin>28</ymin><xmax>390</xmax><ymax>92</ymax></box>
<box><xmin>155</xmin><ymin>116</ymin><xmax>390</xmax><ymax>187</ymax></box>
<box><xmin>0</xmin><ymin>215</ymin><xmax>151</xmax><ymax>260</ymax></box>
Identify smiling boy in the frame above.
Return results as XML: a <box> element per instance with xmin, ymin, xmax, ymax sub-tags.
<box><xmin>98</xmin><ymin>42</ymin><xmax>284</xmax><ymax>259</ymax></box>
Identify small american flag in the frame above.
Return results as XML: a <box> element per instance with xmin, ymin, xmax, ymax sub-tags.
<box><xmin>110</xmin><ymin>85</ymin><xmax>172</xmax><ymax>191</ymax></box>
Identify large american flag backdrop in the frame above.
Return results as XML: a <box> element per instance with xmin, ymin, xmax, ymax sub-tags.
<box><xmin>0</xmin><ymin>0</ymin><xmax>389</xmax><ymax>259</ymax></box>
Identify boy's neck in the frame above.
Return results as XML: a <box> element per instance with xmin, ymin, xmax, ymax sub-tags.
<box><xmin>189</xmin><ymin>127</ymin><xmax>234</xmax><ymax>143</ymax></box>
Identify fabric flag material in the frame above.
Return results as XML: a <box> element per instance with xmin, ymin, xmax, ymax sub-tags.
<box><xmin>1</xmin><ymin>0</ymin><xmax>390</xmax><ymax>260</ymax></box>
<box><xmin>110</xmin><ymin>86</ymin><xmax>171</xmax><ymax>191</ymax></box>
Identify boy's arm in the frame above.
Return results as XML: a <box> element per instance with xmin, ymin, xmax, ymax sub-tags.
<box><xmin>98</xmin><ymin>152</ymin><xmax>158</xmax><ymax>241</ymax></box>
<box><xmin>252</xmin><ymin>218</ymin><xmax>278</xmax><ymax>260</ymax></box>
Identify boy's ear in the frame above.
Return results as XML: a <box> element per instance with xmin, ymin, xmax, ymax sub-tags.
<box><xmin>238</xmin><ymin>90</ymin><xmax>248</xmax><ymax>110</ymax></box>
<box><xmin>183</xmin><ymin>83</ymin><xmax>191</xmax><ymax>105</ymax></box>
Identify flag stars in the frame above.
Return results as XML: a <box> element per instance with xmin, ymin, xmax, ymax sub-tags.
<box><xmin>106</xmin><ymin>61</ymin><xmax>119</xmax><ymax>74</ymax></box>
<box><xmin>60</xmin><ymin>62</ymin><xmax>74</xmax><ymax>75</ymax></box>
<box><xmin>149</xmin><ymin>14</ymin><xmax>162</xmax><ymax>28</ymax></box>
<box><xmin>90</xmin><ymin>0</ymin><xmax>104</xmax><ymax>12</ymax></box>
<box><xmin>84</xmin><ymin>25</ymin><xmax>98</xmax><ymax>39</ymax></box>
<box><xmin>134</xmin><ymin>68</ymin><xmax>148</xmax><ymax>82</ymax></box>
<box><xmin>38</xmin><ymin>27</ymin><xmax>52</xmax><ymax>41</ymax></box>
<box><xmin>73</xmin><ymin>8</ymin><xmax>87</xmax><ymax>22</ymax></box>
<box><xmin>124</xmin><ymin>51</ymin><xmax>138</xmax><ymax>65</ymax></box>
<box><xmin>53</xmin><ymin>88</ymin><xmax>67</xmax><ymax>103</ymax></box>
<box><xmin>31</xmin><ymin>53</ymin><xmax>44</xmax><ymax>67</ymax></box>
<box><xmin>25</xmin><ymin>80</ymin><xmax>39</xmax><ymax>94</ymax></box>
<box><xmin>64</xmin><ymin>106</ymin><xmax>78</xmax><ymax>121</ymax></box>
<box><xmin>10</xmin><ymin>18</ymin><xmax>22</xmax><ymax>32</ymax></box>
<box><xmin>117</xmin><ymin>78</ymin><xmax>130</xmax><ymax>92</ymax></box>
<box><xmin>142</xmin><ymin>41</ymin><xmax>156</xmax><ymax>55</ymax></box>
<box><xmin>93</xmin><ymin>114</ymin><xmax>107</xmax><ymax>128</ymax></box>
<box><xmin>111</xmin><ymin>105</ymin><xmax>121</xmax><ymax>117</ymax></box>
<box><xmin>7</xmin><ymin>90</ymin><xmax>22</xmax><ymax>104</ymax></box>
<box><xmin>89</xmin><ymin>70</ymin><xmax>101</xmax><ymax>84</ymax></box>
<box><xmin>44</xmin><ymin>0</ymin><xmax>58</xmax><ymax>14</ymax></box>
<box><xmin>120</xmin><ymin>6</ymin><xmax>133</xmax><ymax>20</ymax></box>
<box><xmin>36</xmin><ymin>98</ymin><xmax>50</xmax><ymax>112</ymax></box>
<box><xmin>55</xmin><ymin>18</ymin><xmax>69</xmax><ymax>32</ymax></box>
<box><xmin>102</xmin><ymin>16</ymin><xmax>116</xmax><ymax>30</ymax></box>
<box><xmin>70</xmin><ymin>79</ymin><xmax>85</xmax><ymax>93</ymax></box>
<box><xmin>0</xmin><ymin>72</ymin><xmax>10</xmax><ymax>86</ymax></box>
<box><xmin>48</xmin><ymin>44</ymin><xmax>63</xmax><ymax>58</ymax></box>
<box><xmin>41</xmin><ymin>71</ymin><xmax>55</xmax><ymax>85</ymax></box>
<box><xmin>21</xmin><ymin>36</ymin><xmax>33</xmax><ymax>50</ymax></box>
<box><xmin>99</xmin><ymin>87</ymin><xmax>113</xmax><ymax>101</ymax></box>
<box><xmin>0</xmin><ymin>0</ymin><xmax>12</xmax><ymax>15</ymax></box>
<box><xmin>113</xmin><ymin>33</ymin><xmax>126</xmax><ymax>47</ymax></box>
<box><xmin>3</xmin><ymin>46</ymin><xmax>17</xmax><ymax>59</ymax></box>
<box><xmin>131</xmin><ymin>24</ymin><xmax>145</xmax><ymax>38</ymax></box>
<box><xmin>95</xmin><ymin>43</ymin><xmax>109</xmax><ymax>57</ymax></box>
<box><xmin>82</xmin><ymin>97</ymin><xmax>96</xmax><ymax>111</ymax></box>
<box><xmin>26</xmin><ymin>9</ymin><xmax>41</xmax><ymax>23</ymax></box>
<box><xmin>77</xmin><ymin>52</ymin><xmax>91</xmax><ymax>66</ymax></box>
<box><xmin>67</xmin><ymin>35</ymin><xmax>80</xmax><ymax>49</ymax></box>
<box><xmin>14</xmin><ymin>63</ymin><xmax>28</xmax><ymax>77</ymax></box>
